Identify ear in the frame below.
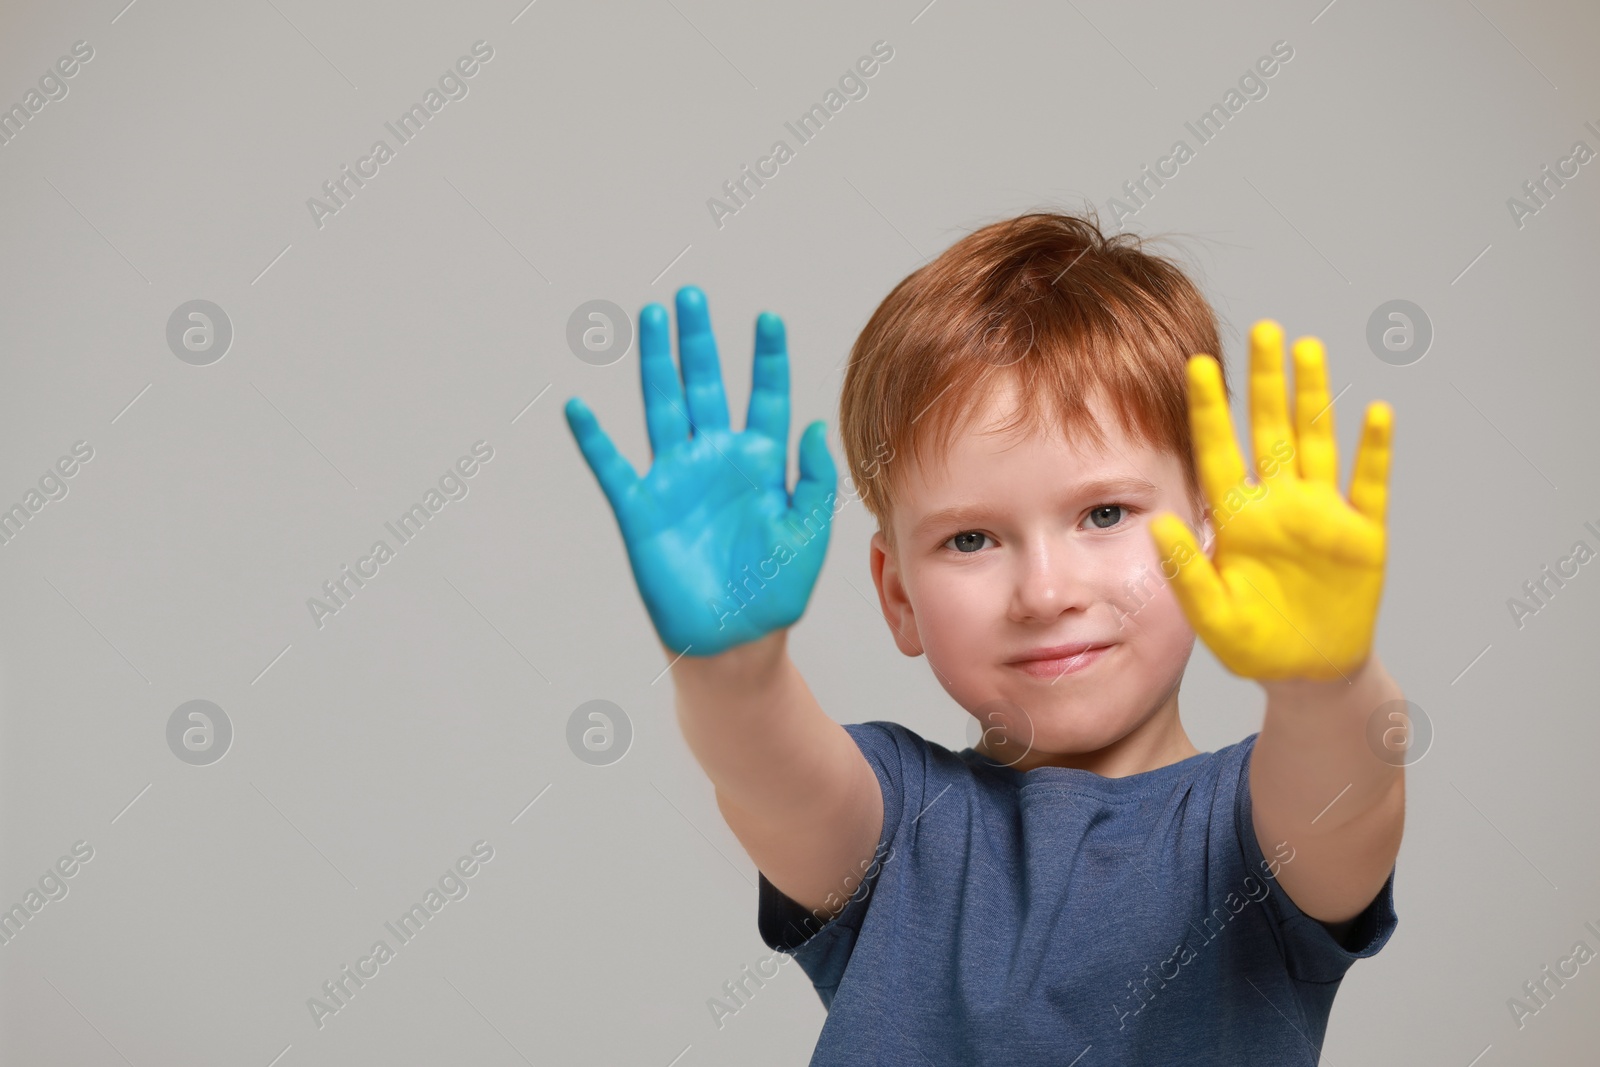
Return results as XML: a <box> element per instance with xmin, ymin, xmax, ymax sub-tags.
<box><xmin>1197</xmin><ymin>509</ymin><xmax>1215</xmax><ymax>554</ymax></box>
<box><xmin>869</xmin><ymin>529</ymin><xmax>923</xmax><ymax>657</ymax></box>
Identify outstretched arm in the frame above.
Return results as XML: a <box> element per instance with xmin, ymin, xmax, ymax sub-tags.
<box><xmin>565</xmin><ymin>286</ymin><xmax>881</xmax><ymax>921</ymax></box>
<box><xmin>1150</xmin><ymin>319</ymin><xmax>1404</xmax><ymax>932</ymax></box>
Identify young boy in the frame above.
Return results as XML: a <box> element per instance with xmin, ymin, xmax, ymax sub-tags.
<box><xmin>563</xmin><ymin>210</ymin><xmax>1404</xmax><ymax>1064</ymax></box>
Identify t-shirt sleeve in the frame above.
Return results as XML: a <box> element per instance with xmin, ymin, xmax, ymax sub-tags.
<box><xmin>755</xmin><ymin>720</ymin><xmax>917</xmax><ymax>1005</ymax></box>
<box><xmin>1234</xmin><ymin>735</ymin><xmax>1400</xmax><ymax>984</ymax></box>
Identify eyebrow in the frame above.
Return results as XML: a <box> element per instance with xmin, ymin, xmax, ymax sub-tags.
<box><xmin>911</xmin><ymin>475</ymin><xmax>1162</xmax><ymax>537</ymax></box>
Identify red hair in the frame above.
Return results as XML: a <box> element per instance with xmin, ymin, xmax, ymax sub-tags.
<box><xmin>837</xmin><ymin>208</ymin><xmax>1229</xmax><ymax>549</ymax></box>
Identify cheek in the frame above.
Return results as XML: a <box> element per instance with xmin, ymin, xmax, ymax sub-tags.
<box><xmin>1128</xmin><ymin>581</ymin><xmax>1199</xmax><ymax>666</ymax></box>
<box><xmin>909</xmin><ymin>571</ymin><xmax>1009</xmax><ymax>682</ymax></box>
<box><xmin>915</xmin><ymin>579</ymin><xmax>986</xmax><ymax>650</ymax></box>
<box><xmin>1106</xmin><ymin>546</ymin><xmax>1191</xmax><ymax>638</ymax></box>
<box><xmin>1101</xmin><ymin>539</ymin><xmax>1162</xmax><ymax>598</ymax></box>
<box><xmin>1148</xmin><ymin>589</ymin><xmax>1196</xmax><ymax>641</ymax></box>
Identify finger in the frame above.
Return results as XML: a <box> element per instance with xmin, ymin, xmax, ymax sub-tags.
<box><xmin>746</xmin><ymin>311</ymin><xmax>790</xmax><ymax>450</ymax></box>
<box><xmin>1248</xmin><ymin>320</ymin><xmax>1294</xmax><ymax>486</ymax></box>
<box><xmin>788</xmin><ymin>420</ymin><xmax>838</xmax><ymax>546</ymax></box>
<box><xmin>675</xmin><ymin>285</ymin><xmax>731</xmax><ymax>435</ymax></box>
<box><xmin>1292</xmin><ymin>336</ymin><xmax>1338</xmax><ymax>486</ymax></box>
<box><xmin>564</xmin><ymin>396</ymin><xmax>641</xmax><ymax>526</ymax></box>
<box><xmin>1348</xmin><ymin>400</ymin><xmax>1392</xmax><ymax>526</ymax></box>
<box><xmin>1186</xmin><ymin>354</ymin><xmax>1248</xmax><ymax>514</ymax></box>
<box><xmin>1148</xmin><ymin>512</ymin><xmax>1231</xmax><ymax>637</ymax></box>
<box><xmin>640</xmin><ymin>302</ymin><xmax>689</xmax><ymax>459</ymax></box>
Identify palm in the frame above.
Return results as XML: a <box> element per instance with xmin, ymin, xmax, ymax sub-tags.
<box><xmin>1206</xmin><ymin>474</ymin><xmax>1385</xmax><ymax>678</ymax></box>
<box><xmin>1149</xmin><ymin>319</ymin><xmax>1392</xmax><ymax>682</ymax></box>
<box><xmin>565</xmin><ymin>286</ymin><xmax>837</xmax><ymax>657</ymax></box>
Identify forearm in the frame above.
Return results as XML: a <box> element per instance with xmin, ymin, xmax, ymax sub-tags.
<box><xmin>1255</xmin><ymin>652</ymin><xmax>1406</xmax><ymax>836</ymax></box>
<box><xmin>668</xmin><ymin>628</ymin><xmax>883</xmax><ymax>919</ymax></box>
<box><xmin>666</xmin><ymin>628</ymin><xmax>852</xmax><ymax>818</ymax></box>
<box><xmin>1248</xmin><ymin>653</ymin><xmax>1407</xmax><ymax>924</ymax></box>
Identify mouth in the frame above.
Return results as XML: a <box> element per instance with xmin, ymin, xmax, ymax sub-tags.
<box><xmin>1007</xmin><ymin>643</ymin><xmax>1115</xmax><ymax>680</ymax></box>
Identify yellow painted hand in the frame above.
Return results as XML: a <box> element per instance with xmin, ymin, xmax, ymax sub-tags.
<box><xmin>1148</xmin><ymin>320</ymin><xmax>1393</xmax><ymax>682</ymax></box>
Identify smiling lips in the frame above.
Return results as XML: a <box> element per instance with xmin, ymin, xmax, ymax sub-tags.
<box><xmin>1007</xmin><ymin>641</ymin><xmax>1115</xmax><ymax>679</ymax></box>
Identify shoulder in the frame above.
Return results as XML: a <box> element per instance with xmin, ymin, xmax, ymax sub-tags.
<box><xmin>842</xmin><ymin>719</ymin><xmax>937</xmax><ymax>754</ymax></box>
<box><xmin>1182</xmin><ymin>732</ymin><xmax>1260</xmax><ymax>807</ymax></box>
<box><xmin>839</xmin><ymin>719</ymin><xmax>1016</xmax><ymax>846</ymax></box>
<box><xmin>840</xmin><ymin>719</ymin><xmax>968</xmax><ymax>786</ymax></box>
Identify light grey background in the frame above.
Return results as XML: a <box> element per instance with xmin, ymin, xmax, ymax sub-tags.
<box><xmin>0</xmin><ymin>0</ymin><xmax>1596</xmax><ymax>1063</ymax></box>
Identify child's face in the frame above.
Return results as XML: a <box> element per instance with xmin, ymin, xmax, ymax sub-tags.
<box><xmin>869</xmin><ymin>376</ymin><xmax>1212</xmax><ymax>770</ymax></box>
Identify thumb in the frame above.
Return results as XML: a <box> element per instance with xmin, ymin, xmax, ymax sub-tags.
<box><xmin>789</xmin><ymin>420</ymin><xmax>838</xmax><ymax>531</ymax></box>
<box><xmin>1148</xmin><ymin>512</ymin><xmax>1228</xmax><ymax>637</ymax></box>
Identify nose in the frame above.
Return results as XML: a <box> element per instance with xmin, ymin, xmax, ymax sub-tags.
<box><xmin>1007</xmin><ymin>536</ymin><xmax>1099</xmax><ymax>623</ymax></box>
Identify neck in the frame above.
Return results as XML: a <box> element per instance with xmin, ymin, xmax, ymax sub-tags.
<box><xmin>978</xmin><ymin>688</ymin><xmax>1198</xmax><ymax>777</ymax></box>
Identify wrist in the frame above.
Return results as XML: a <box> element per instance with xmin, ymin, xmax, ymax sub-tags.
<box><xmin>1259</xmin><ymin>652</ymin><xmax>1395</xmax><ymax>710</ymax></box>
<box><xmin>666</xmin><ymin>627</ymin><xmax>789</xmax><ymax>693</ymax></box>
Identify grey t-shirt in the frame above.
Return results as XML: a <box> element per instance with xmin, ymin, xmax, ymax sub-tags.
<box><xmin>757</xmin><ymin>721</ymin><xmax>1398</xmax><ymax>1065</ymax></box>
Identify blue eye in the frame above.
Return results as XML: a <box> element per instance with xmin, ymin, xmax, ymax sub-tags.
<box><xmin>945</xmin><ymin>531</ymin><xmax>991</xmax><ymax>554</ymax></box>
<box><xmin>1087</xmin><ymin>505</ymin><xmax>1127</xmax><ymax>529</ymax></box>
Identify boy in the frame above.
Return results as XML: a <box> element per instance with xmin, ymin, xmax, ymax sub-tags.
<box><xmin>563</xmin><ymin>210</ymin><xmax>1404</xmax><ymax>1064</ymax></box>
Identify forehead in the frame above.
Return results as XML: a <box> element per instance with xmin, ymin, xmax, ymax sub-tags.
<box><xmin>912</xmin><ymin>379</ymin><xmax>1158</xmax><ymax>491</ymax></box>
